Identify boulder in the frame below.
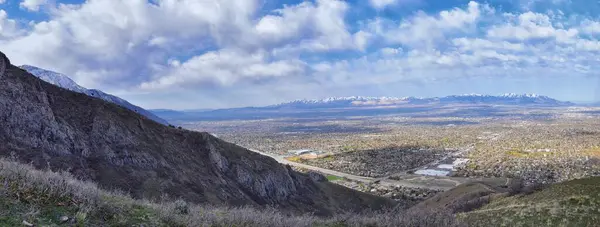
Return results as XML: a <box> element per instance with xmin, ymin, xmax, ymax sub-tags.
<box><xmin>307</xmin><ymin>171</ymin><xmax>327</xmax><ymax>182</ymax></box>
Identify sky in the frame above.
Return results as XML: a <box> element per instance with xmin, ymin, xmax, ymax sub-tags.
<box><xmin>1</xmin><ymin>0</ymin><xmax>600</xmax><ymax>109</ymax></box>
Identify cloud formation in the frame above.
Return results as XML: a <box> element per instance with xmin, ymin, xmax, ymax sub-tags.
<box><xmin>20</xmin><ymin>0</ymin><xmax>48</xmax><ymax>11</ymax></box>
<box><xmin>0</xmin><ymin>0</ymin><xmax>599</xmax><ymax>109</ymax></box>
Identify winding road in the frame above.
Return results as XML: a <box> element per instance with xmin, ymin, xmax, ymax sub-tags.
<box><xmin>249</xmin><ymin>149</ymin><xmax>471</xmax><ymax>191</ymax></box>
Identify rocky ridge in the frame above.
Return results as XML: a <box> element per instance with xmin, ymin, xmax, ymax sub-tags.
<box><xmin>20</xmin><ymin>65</ymin><xmax>169</xmax><ymax>125</ymax></box>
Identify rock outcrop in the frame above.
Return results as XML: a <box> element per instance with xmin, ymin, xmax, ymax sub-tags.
<box><xmin>0</xmin><ymin>51</ymin><xmax>395</xmax><ymax>215</ymax></box>
<box><xmin>0</xmin><ymin>51</ymin><xmax>7</xmax><ymax>78</ymax></box>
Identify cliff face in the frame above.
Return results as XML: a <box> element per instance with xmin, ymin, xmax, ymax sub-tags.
<box><xmin>0</xmin><ymin>51</ymin><xmax>394</xmax><ymax>215</ymax></box>
<box><xmin>0</xmin><ymin>51</ymin><xmax>6</xmax><ymax>77</ymax></box>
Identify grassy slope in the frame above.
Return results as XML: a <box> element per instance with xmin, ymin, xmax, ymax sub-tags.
<box><xmin>0</xmin><ymin>158</ymin><xmax>460</xmax><ymax>227</ymax></box>
<box><xmin>460</xmin><ymin>177</ymin><xmax>600</xmax><ymax>227</ymax></box>
<box><xmin>411</xmin><ymin>178</ymin><xmax>518</xmax><ymax>213</ymax></box>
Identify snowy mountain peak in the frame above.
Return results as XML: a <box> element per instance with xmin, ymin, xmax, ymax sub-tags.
<box><xmin>20</xmin><ymin>65</ymin><xmax>169</xmax><ymax>125</ymax></box>
<box><xmin>20</xmin><ymin>65</ymin><xmax>88</xmax><ymax>94</ymax></box>
<box><xmin>500</xmin><ymin>93</ymin><xmax>542</xmax><ymax>98</ymax></box>
<box><xmin>273</xmin><ymin>94</ymin><xmax>572</xmax><ymax>108</ymax></box>
<box><xmin>288</xmin><ymin>96</ymin><xmax>414</xmax><ymax>104</ymax></box>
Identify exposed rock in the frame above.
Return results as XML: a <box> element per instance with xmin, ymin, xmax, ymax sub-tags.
<box><xmin>0</xmin><ymin>51</ymin><xmax>6</xmax><ymax>78</ymax></box>
<box><xmin>0</xmin><ymin>51</ymin><xmax>396</xmax><ymax>215</ymax></box>
<box><xmin>22</xmin><ymin>220</ymin><xmax>33</xmax><ymax>226</ymax></box>
<box><xmin>0</xmin><ymin>52</ymin><xmax>10</xmax><ymax>77</ymax></box>
<box><xmin>308</xmin><ymin>171</ymin><xmax>327</xmax><ymax>182</ymax></box>
<box><xmin>60</xmin><ymin>216</ymin><xmax>69</xmax><ymax>223</ymax></box>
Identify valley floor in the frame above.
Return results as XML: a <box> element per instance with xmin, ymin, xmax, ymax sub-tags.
<box><xmin>186</xmin><ymin>106</ymin><xmax>600</xmax><ymax>184</ymax></box>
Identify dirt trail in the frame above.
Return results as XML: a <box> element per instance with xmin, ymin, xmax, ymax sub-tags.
<box><xmin>466</xmin><ymin>204</ymin><xmax>534</xmax><ymax>214</ymax></box>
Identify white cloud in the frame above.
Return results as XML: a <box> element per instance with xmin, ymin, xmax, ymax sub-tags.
<box><xmin>487</xmin><ymin>12</ymin><xmax>578</xmax><ymax>43</ymax></box>
<box><xmin>369</xmin><ymin>0</ymin><xmax>420</xmax><ymax>10</ymax></box>
<box><xmin>2</xmin><ymin>0</ymin><xmax>265</xmax><ymax>88</ymax></box>
<box><xmin>20</xmin><ymin>0</ymin><xmax>48</xmax><ymax>11</ymax></box>
<box><xmin>263</xmin><ymin>0</ymin><xmax>365</xmax><ymax>54</ymax></box>
<box><xmin>0</xmin><ymin>0</ymin><xmax>6</xmax><ymax>4</ymax></box>
<box><xmin>255</xmin><ymin>2</ymin><xmax>315</xmax><ymax>44</ymax></box>
<box><xmin>2</xmin><ymin>0</ymin><xmax>600</xmax><ymax>108</ymax></box>
<box><xmin>1</xmin><ymin>0</ymin><xmax>358</xmax><ymax>90</ymax></box>
<box><xmin>575</xmin><ymin>39</ymin><xmax>600</xmax><ymax>51</ymax></box>
<box><xmin>369</xmin><ymin>1</ymin><xmax>489</xmax><ymax>48</ymax></box>
<box><xmin>140</xmin><ymin>49</ymin><xmax>306</xmax><ymax>90</ymax></box>
<box><xmin>580</xmin><ymin>20</ymin><xmax>600</xmax><ymax>34</ymax></box>
<box><xmin>379</xmin><ymin>47</ymin><xmax>403</xmax><ymax>56</ymax></box>
<box><xmin>370</xmin><ymin>0</ymin><xmax>398</xmax><ymax>10</ymax></box>
<box><xmin>452</xmin><ymin>38</ymin><xmax>525</xmax><ymax>52</ymax></box>
<box><xmin>0</xmin><ymin>10</ymin><xmax>22</xmax><ymax>39</ymax></box>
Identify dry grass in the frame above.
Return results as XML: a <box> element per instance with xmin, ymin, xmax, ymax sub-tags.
<box><xmin>458</xmin><ymin>177</ymin><xmax>600</xmax><ymax>226</ymax></box>
<box><xmin>0</xmin><ymin>158</ymin><xmax>463</xmax><ymax>227</ymax></box>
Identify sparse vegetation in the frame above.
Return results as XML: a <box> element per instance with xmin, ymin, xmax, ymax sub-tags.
<box><xmin>0</xmin><ymin>153</ymin><xmax>579</xmax><ymax>227</ymax></box>
<box><xmin>459</xmin><ymin>177</ymin><xmax>600</xmax><ymax>226</ymax></box>
<box><xmin>326</xmin><ymin>175</ymin><xmax>343</xmax><ymax>181</ymax></box>
<box><xmin>0</xmin><ymin>158</ymin><xmax>465</xmax><ymax>227</ymax></box>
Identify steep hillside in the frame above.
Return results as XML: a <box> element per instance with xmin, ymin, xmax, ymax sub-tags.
<box><xmin>0</xmin><ymin>51</ymin><xmax>395</xmax><ymax>215</ymax></box>
<box><xmin>20</xmin><ymin>65</ymin><xmax>169</xmax><ymax>125</ymax></box>
<box><xmin>410</xmin><ymin>178</ymin><xmax>521</xmax><ymax>213</ymax></box>
<box><xmin>410</xmin><ymin>175</ymin><xmax>600</xmax><ymax>226</ymax></box>
<box><xmin>460</xmin><ymin>177</ymin><xmax>600</xmax><ymax>226</ymax></box>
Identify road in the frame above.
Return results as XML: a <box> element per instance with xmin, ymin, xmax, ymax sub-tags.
<box><xmin>250</xmin><ymin>149</ymin><xmax>374</xmax><ymax>182</ymax></box>
<box><xmin>249</xmin><ymin>149</ymin><xmax>470</xmax><ymax>191</ymax></box>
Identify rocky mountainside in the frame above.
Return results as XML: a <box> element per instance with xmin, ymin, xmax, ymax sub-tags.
<box><xmin>0</xmin><ymin>51</ymin><xmax>394</xmax><ymax>215</ymax></box>
<box><xmin>20</xmin><ymin>65</ymin><xmax>169</xmax><ymax>125</ymax></box>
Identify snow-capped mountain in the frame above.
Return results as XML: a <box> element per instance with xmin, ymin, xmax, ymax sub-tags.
<box><xmin>437</xmin><ymin>93</ymin><xmax>570</xmax><ymax>105</ymax></box>
<box><xmin>271</xmin><ymin>94</ymin><xmax>573</xmax><ymax>108</ymax></box>
<box><xmin>20</xmin><ymin>65</ymin><xmax>169</xmax><ymax>125</ymax></box>
<box><xmin>22</xmin><ymin>65</ymin><xmax>88</xmax><ymax>94</ymax></box>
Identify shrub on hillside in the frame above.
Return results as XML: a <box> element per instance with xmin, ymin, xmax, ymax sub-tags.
<box><xmin>0</xmin><ymin>158</ymin><xmax>464</xmax><ymax>227</ymax></box>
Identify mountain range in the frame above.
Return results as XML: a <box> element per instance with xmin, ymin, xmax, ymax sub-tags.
<box><xmin>20</xmin><ymin>65</ymin><xmax>169</xmax><ymax>126</ymax></box>
<box><xmin>270</xmin><ymin>94</ymin><xmax>574</xmax><ymax>109</ymax></box>
<box><xmin>151</xmin><ymin>94</ymin><xmax>575</xmax><ymax>122</ymax></box>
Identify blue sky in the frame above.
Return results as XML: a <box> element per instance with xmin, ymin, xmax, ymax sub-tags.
<box><xmin>1</xmin><ymin>0</ymin><xmax>600</xmax><ymax>109</ymax></box>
